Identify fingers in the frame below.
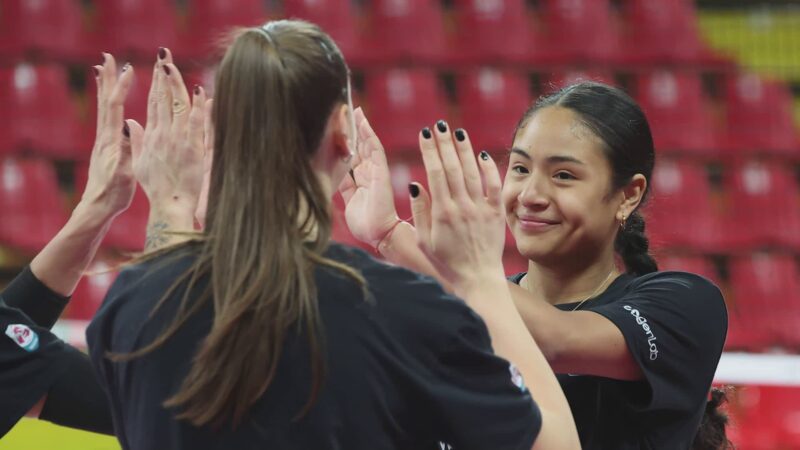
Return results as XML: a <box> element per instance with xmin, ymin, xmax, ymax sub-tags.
<box><xmin>418</xmin><ymin>126</ymin><xmax>450</xmax><ymax>207</ymax></box>
<box><xmin>127</xmin><ymin>119</ymin><xmax>145</xmax><ymax>165</ymax></box>
<box><xmin>478</xmin><ymin>151</ymin><xmax>503</xmax><ymax>208</ymax></box>
<box><xmin>452</xmin><ymin>128</ymin><xmax>483</xmax><ymax>200</ymax></box>
<box><xmin>107</xmin><ymin>64</ymin><xmax>135</xmax><ymax>138</ymax></box>
<box><xmin>153</xmin><ymin>60</ymin><xmax>172</xmax><ymax>131</ymax></box>
<box><xmin>188</xmin><ymin>85</ymin><xmax>207</xmax><ymax>160</ymax></box>
<box><xmin>409</xmin><ymin>182</ymin><xmax>432</xmax><ymax>250</ymax></box>
<box><xmin>203</xmin><ymin>98</ymin><xmax>214</xmax><ymax>168</ymax></box>
<box><xmin>432</xmin><ymin>120</ymin><xmax>469</xmax><ymax>201</ymax></box>
<box><xmin>165</xmin><ymin>62</ymin><xmax>192</xmax><ymax>133</ymax></box>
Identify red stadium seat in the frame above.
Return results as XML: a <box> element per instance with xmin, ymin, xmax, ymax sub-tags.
<box><xmin>656</xmin><ymin>255</ymin><xmax>719</xmax><ymax>285</ymax></box>
<box><xmin>451</xmin><ymin>0</ymin><xmax>531</xmax><ymax>64</ymax></box>
<box><xmin>620</xmin><ymin>0</ymin><xmax>718</xmax><ymax>65</ymax></box>
<box><xmin>722</xmin><ymin>73</ymin><xmax>799</xmax><ymax>156</ymax></box>
<box><xmin>456</xmin><ymin>69</ymin><xmax>532</xmax><ymax>151</ymax></box>
<box><xmin>66</xmin><ymin>259</ymin><xmax>119</xmax><ymax>321</ymax></box>
<box><xmin>0</xmin><ymin>158</ymin><xmax>68</xmax><ymax>251</ymax></box>
<box><xmin>0</xmin><ymin>0</ymin><xmax>88</xmax><ymax>61</ymax></box>
<box><xmin>535</xmin><ymin>0</ymin><xmax>621</xmax><ymax>64</ymax></box>
<box><xmin>633</xmin><ymin>71</ymin><xmax>719</xmax><ymax>156</ymax></box>
<box><xmin>645</xmin><ymin>159</ymin><xmax>723</xmax><ymax>253</ymax></box>
<box><xmin>181</xmin><ymin>0</ymin><xmax>268</xmax><ymax>60</ymax></box>
<box><xmin>74</xmin><ymin>163</ymin><xmax>149</xmax><ymax>251</ymax></box>
<box><xmin>724</xmin><ymin>160</ymin><xmax>800</xmax><ymax>251</ymax></box>
<box><xmin>283</xmin><ymin>0</ymin><xmax>365</xmax><ymax>65</ymax></box>
<box><xmin>727</xmin><ymin>254</ymin><xmax>800</xmax><ymax>350</ymax></box>
<box><xmin>364</xmin><ymin>0</ymin><xmax>447</xmax><ymax>64</ymax></box>
<box><xmin>0</xmin><ymin>64</ymin><xmax>83</xmax><ymax>158</ymax></box>
<box><xmin>365</xmin><ymin>70</ymin><xmax>448</xmax><ymax>153</ymax></box>
<box><xmin>93</xmin><ymin>0</ymin><xmax>180</xmax><ymax>59</ymax></box>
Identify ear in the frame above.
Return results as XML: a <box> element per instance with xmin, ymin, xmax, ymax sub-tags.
<box><xmin>616</xmin><ymin>174</ymin><xmax>647</xmax><ymax>222</ymax></box>
<box><xmin>331</xmin><ymin>103</ymin><xmax>351</xmax><ymax>159</ymax></box>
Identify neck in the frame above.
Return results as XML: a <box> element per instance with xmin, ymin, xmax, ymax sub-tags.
<box><xmin>523</xmin><ymin>252</ymin><xmax>620</xmax><ymax>306</ymax></box>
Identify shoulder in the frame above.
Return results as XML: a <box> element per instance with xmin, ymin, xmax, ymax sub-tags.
<box><xmin>624</xmin><ymin>271</ymin><xmax>726</xmax><ymax>316</ymax></box>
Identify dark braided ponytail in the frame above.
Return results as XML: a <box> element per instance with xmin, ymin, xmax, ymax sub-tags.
<box><xmin>516</xmin><ymin>82</ymin><xmax>731</xmax><ymax>448</ymax></box>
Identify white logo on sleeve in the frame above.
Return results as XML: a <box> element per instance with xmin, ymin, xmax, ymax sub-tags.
<box><xmin>509</xmin><ymin>363</ymin><xmax>527</xmax><ymax>392</ymax></box>
<box><xmin>5</xmin><ymin>324</ymin><xmax>39</xmax><ymax>352</ymax></box>
<box><xmin>623</xmin><ymin>305</ymin><xmax>659</xmax><ymax>360</ymax></box>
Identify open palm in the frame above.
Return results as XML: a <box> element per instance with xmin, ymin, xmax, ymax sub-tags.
<box><xmin>338</xmin><ymin>108</ymin><xmax>400</xmax><ymax>248</ymax></box>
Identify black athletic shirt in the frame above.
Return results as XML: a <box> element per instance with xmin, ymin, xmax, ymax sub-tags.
<box><xmin>509</xmin><ymin>271</ymin><xmax>727</xmax><ymax>449</ymax></box>
<box><xmin>87</xmin><ymin>243</ymin><xmax>541</xmax><ymax>450</ymax></box>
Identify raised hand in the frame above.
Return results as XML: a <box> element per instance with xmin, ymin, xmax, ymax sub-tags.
<box><xmin>129</xmin><ymin>48</ymin><xmax>207</xmax><ymax>249</ymax></box>
<box><xmin>410</xmin><ymin>121</ymin><xmax>505</xmax><ymax>287</ymax></box>
<box><xmin>338</xmin><ymin>108</ymin><xmax>402</xmax><ymax>248</ymax></box>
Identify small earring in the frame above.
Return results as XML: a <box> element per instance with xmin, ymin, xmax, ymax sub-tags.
<box><xmin>343</xmin><ymin>151</ymin><xmax>354</xmax><ymax>164</ymax></box>
<box><xmin>619</xmin><ymin>214</ymin><xmax>627</xmax><ymax>230</ymax></box>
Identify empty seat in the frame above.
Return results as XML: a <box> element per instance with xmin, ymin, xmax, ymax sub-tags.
<box><xmin>724</xmin><ymin>160</ymin><xmax>800</xmax><ymax>251</ymax></box>
<box><xmin>620</xmin><ymin>0</ymin><xmax>717</xmax><ymax>65</ymax></box>
<box><xmin>364</xmin><ymin>0</ymin><xmax>447</xmax><ymax>63</ymax></box>
<box><xmin>66</xmin><ymin>259</ymin><xmax>119</xmax><ymax>321</ymax></box>
<box><xmin>0</xmin><ymin>0</ymin><xmax>88</xmax><ymax>61</ymax></box>
<box><xmin>722</xmin><ymin>73</ymin><xmax>799</xmax><ymax>156</ymax></box>
<box><xmin>457</xmin><ymin>69</ymin><xmax>532</xmax><ymax>150</ymax></box>
<box><xmin>0</xmin><ymin>64</ymin><xmax>83</xmax><ymax>158</ymax></box>
<box><xmin>365</xmin><ymin>70</ymin><xmax>448</xmax><ymax>153</ymax></box>
<box><xmin>451</xmin><ymin>0</ymin><xmax>531</xmax><ymax>64</ymax></box>
<box><xmin>645</xmin><ymin>159</ymin><xmax>723</xmax><ymax>252</ymax></box>
<box><xmin>181</xmin><ymin>0</ymin><xmax>268</xmax><ymax>60</ymax></box>
<box><xmin>535</xmin><ymin>0</ymin><xmax>621</xmax><ymax>64</ymax></box>
<box><xmin>656</xmin><ymin>255</ymin><xmax>719</xmax><ymax>285</ymax></box>
<box><xmin>633</xmin><ymin>70</ymin><xmax>719</xmax><ymax>156</ymax></box>
<box><xmin>0</xmin><ymin>158</ymin><xmax>68</xmax><ymax>251</ymax></box>
<box><xmin>283</xmin><ymin>0</ymin><xmax>365</xmax><ymax>65</ymax></box>
<box><xmin>93</xmin><ymin>0</ymin><xmax>179</xmax><ymax>59</ymax></box>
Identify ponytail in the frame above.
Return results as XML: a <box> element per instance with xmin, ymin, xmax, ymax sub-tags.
<box><xmin>692</xmin><ymin>387</ymin><xmax>734</xmax><ymax>450</ymax></box>
<box><xmin>614</xmin><ymin>211</ymin><xmax>658</xmax><ymax>276</ymax></box>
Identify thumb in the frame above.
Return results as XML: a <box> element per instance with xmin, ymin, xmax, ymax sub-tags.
<box><xmin>126</xmin><ymin>119</ymin><xmax>144</xmax><ymax>164</ymax></box>
<box><xmin>409</xmin><ymin>182</ymin><xmax>432</xmax><ymax>250</ymax></box>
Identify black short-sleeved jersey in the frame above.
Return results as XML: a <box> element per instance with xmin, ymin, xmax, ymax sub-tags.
<box><xmin>510</xmin><ymin>271</ymin><xmax>727</xmax><ymax>449</ymax></box>
<box><xmin>87</xmin><ymin>243</ymin><xmax>541</xmax><ymax>450</ymax></box>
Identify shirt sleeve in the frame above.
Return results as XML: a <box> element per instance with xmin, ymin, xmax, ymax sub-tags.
<box><xmin>587</xmin><ymin>272</ymin><xmax>728</xmax><ymax>413</ymax></box>
<box><xmin>0</xmin><ymin>299</ymin><xmax>73</xmax><ymax>437</ymax></box>
<box><xmin>1</xmin><ymin>266</ymin><xmax>70</xmax><ymax>329</ymax></box>
<box><xmin>414</xmin><ymin>297</ymin><xmax>542</xmax><ymax>450</ymax></box>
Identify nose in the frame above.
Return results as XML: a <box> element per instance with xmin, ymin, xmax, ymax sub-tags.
<box><xmin>518</xmin><ymin>173</ymin><xmax>550</xmax><ymax>210</ymax></box>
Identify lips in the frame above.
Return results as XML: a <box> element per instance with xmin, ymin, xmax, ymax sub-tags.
<box><xmin>516</xmin><ymin>215</ymin><xmax>560</xmax><ymax>231</ymax></box>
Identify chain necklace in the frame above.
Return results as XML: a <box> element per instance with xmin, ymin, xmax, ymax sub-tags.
<box><xmin>523</xmin><ymin>269</ymin><xmax>617</xmax><ymax>311</ymax></box>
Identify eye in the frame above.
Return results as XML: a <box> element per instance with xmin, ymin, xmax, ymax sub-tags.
<box><xmin>554</xmin><ymin>171</ymin><xmax>576</xmax><ymax>181</ymax></box>
<box><xmin>511</xmin><ymin>165</ymin><xmax>530</xmax><ymax>175</ymax></box>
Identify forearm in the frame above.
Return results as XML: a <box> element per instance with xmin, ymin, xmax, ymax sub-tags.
<box><xmin>378</xmin><ymin>222</ymin><xmax>452</xmax><ymax>291</ymax></box>
<box><xmin>30</xmin><ymin>201</ymin><xmax>115</xmax><ymax>297</ymax></box>
<box><xmin>453</xmin><ymin>276</ymin><xmax>578</xmax><ymax>448</ymax></box>
<box><xmin>507</xmin><ymin>282</ymin><xmax>571</xmax><ymax>363</ymax></box>
<box><xmin>144</xmin><ymin>202</ymin><xmax>196</xmax><ymax>251</ymax></box>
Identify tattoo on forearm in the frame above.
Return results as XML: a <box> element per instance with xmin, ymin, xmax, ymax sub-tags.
<box><xmin>145</xmin><ymin>221</ymin><xmax>169</xmax><ymax>251</ymax></box>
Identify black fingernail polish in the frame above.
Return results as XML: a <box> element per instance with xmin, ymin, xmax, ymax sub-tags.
<box><xmin>92</xmin><ymin>67</ymin><xmax>99</xmax><ymax>77</ymax></box>
<box><xmin>163</xmin><ymin>65</ymin><xmax>171</xmax><ymax>75</ymax></box>
<box><xmin>193</xmin><ymin>85</ymin><xmax>200</xmax><ymax>95</ymax></box>
<box><xmin>455</xmin><ymin>128</ymin><xmax>465</xmax><ymax>142</ymax></box>
<box><xmin>122</xmin><ymin>122</ymin><xmax>130</xmax><ymax>138</ymax></box>
<box><xmin>409</xmin><ymin>183</ymin><xmax>420</xmax><ymax>198</ymax></box>
<box><xmin>480</xmin><ymin>151</ymin><xmax>489</xmax><ymax>161</ymax></box>
<box><xmin>122</xmin><ymin>63</ymin><xmax>130</xmax><ymax>72</ymax></box>
<box><xmin>436</xmin><ymin>120</ymin><xmax>447</xmax><ymax>133</ymax></box>
<box><xmin>421</xmin><ymin>127</ymin><xmax>432</xmax><ymax>139</ymax></box>
<box><xmin>158</xmin><ymin>47</ymin><xmax>167</xmax><ymax>60</ymax></box>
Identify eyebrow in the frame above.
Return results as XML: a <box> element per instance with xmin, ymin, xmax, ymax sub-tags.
<box><xmin>510</xmin><ymin>147</ymin><xmax>585</xmax><ymax>165</ymax></box>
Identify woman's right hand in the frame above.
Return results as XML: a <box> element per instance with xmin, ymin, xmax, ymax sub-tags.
<box><xmin>338</xmin><ymin>108</ymin><xmax>402</xmax><ymax>248</ymax></box>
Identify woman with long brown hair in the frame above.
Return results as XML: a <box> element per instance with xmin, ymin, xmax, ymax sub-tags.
<box><xmin>86</xmin><ymin>20</ymin><xmax>579</xmax><ymax>450</ymax></box>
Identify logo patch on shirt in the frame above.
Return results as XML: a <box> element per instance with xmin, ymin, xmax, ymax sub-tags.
<box><xmin>5</xmin><ymin>324</ymin><xmax>39</xmax><ymax>352</ymax></box>
<box><xmin>509</xmin><ymin>363</ymin><xmax>527</xmax><ymax>392</ymax></box>
<box><xmin>623</xmin><ymin>305</ymin><xmax>659</xmax><ymax>360</ymax></box>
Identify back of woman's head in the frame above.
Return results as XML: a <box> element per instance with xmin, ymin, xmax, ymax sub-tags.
<box><xmin>155</xmin><ymin>20</ymin><xmax>364</xmax><ymax>429</ymax></box>
<box><xmin>515</xmin><ymin>82</ymin><xmax>658</xmax><ymax>276</ymax></box>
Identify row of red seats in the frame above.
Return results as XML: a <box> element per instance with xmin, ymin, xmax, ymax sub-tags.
<box><xmin>0</xmin><ymin>0</ymin><xmax>720</xmax><ymax>67</ymax></box>
<box><xmin>727</xmin><ymin>385</ymin><xmax>800</xmax><ymax>449</ymax></box>
<box><xmin>1</xmin><ymin>64</ymin><xmax>797</xmax><ymax>159</ymax></box>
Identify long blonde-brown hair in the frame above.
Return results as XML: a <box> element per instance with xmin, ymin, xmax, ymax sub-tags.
<box><xmin>111</xmin><ymin>20</ymin><xmax>366</xmax><ymax>429</ymax></box>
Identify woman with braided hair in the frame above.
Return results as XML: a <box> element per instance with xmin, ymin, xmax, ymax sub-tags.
<box><xmin>343</xmin><ymin>81</ymin><xmax>730</xmax><ymax>449</ymax></box>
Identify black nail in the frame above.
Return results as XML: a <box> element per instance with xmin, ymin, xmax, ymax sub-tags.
<box><xmin>480</xmin><ymin>151</ymin><xmax>489</xmax><ymax>161</ymax></box>
<box><xmin>163</xmin><ymin>65</ymin><xmax>170</xmax><ymax>75</ymax></box>
<box><xmin>455</xmin><ymin>128</ymin><xmax>465</xmax><ymax>142</ymax></box>
<box><xmin>193</xmin><ymin>85</ymin><xmax>200</xmax><ymax>96</ymax></box>
<box><xmin>92</xmin><ymin>67</ymin><xmax>99</xmax><ymax>77</ymax></box>
<box><xmin>122</xmin><ymin>122</ymin><xmax>130</xmax><ymax>138</ymax></box>
<box><xmin>158</xmin><ymin>47</ymin><xmax>166</xmax><ymax>60</ymax></box>
<box><xmin>408</xmin><ymin>183</ymin><xmax>420</xmax><ymax>198</ymax></box>
<box><xmin>436</xmin><ymin>120</ymin><xmax>447</xmax><ymax>133</ymax></box>
<box><xmin>421</xmin><ymin>127</ymin><xmax>432</xmax><ymax>139</ymax></box>
<box><xmin>122</xmin><ymin>63</ymin><xmax>130</xmax><ymax>72</ymax></box>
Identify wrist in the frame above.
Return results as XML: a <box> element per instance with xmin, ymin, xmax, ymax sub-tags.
<box><xmin>375</xmin><ymin>219</ymin><xmax>404</xmax><ymax>254</ymax></box>
<box><xmin>450</xmin><ymin>269</ymin><xmax>508</xmax><ymax>302</ymax></box>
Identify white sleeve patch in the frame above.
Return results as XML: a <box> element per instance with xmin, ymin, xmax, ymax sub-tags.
<box><xmin>5</xmin><ymin>324</ymin><xmax>39</xmax><ymax>352</ymax></box>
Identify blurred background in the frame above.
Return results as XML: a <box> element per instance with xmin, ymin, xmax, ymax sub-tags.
<box><xmin>0</xmin><ymin>0</ymin><xmax>799</xmax><ymax>448</ymax></box>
